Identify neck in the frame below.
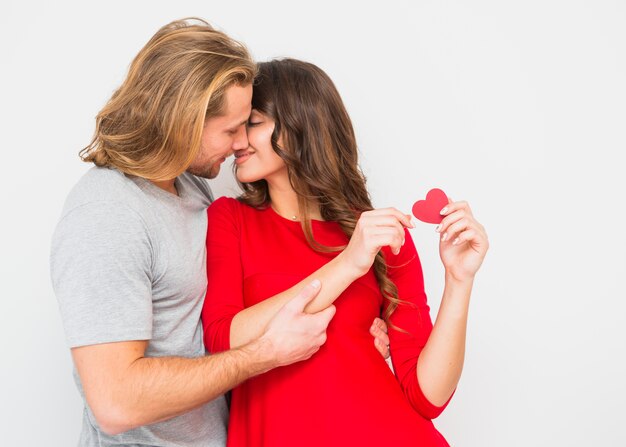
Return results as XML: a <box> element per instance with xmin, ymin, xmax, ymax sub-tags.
<box><xmin>267</xmin><ymin>175</ymin><xmax>322</xmax><ymax>221</ymax></box>
<box><xmin>151</xmin><ymin>178</ymin><xmax>179</xmax><ymax>196</ymax></box>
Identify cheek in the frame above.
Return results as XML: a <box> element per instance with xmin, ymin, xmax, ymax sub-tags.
<box><xmin>201</xmin><ymin>134</ymin><xmax>230</xmax><ymax>160</ymax></box>
<box><xmin>250</xmin><ymin>124</ymin><xmax>274</xmax><ymax>151</ymax></box>
<box><xmin>260</xmin><ymin>124</ymin><xmax>274</xmax><ymax>143</ymax></box>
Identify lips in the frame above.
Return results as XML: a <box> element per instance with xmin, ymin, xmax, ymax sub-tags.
<box><xmin>234</xmin><ymin>150</ymin><xmax>255</xmax><ymax>164</ymax></box>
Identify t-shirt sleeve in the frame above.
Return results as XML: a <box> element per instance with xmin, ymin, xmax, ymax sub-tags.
<box><xmin>383</xmin><ymin>229</ymin><xmax>455</xmax><ymax>420</ymax></box>
<box><xmin>202</xmin><ymin>197</ymin><xmax>244</xmax><ymax>354</ymax></box>
<box><xmin>50</xmin><ymin>201</ymin><xmax>154</xmax><ymax>348</ymax></box>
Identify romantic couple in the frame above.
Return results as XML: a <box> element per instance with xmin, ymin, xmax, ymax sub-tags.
<box><xmin>50</xmin><ymin>18</ymin><xmax>489</xmax><ymax>447</ymax></box>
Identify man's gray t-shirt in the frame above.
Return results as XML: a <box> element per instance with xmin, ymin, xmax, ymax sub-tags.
<box><xmin>50</xmin><ymin>166</ymin><xmax>228</xmax><ymax>446</ymax></box>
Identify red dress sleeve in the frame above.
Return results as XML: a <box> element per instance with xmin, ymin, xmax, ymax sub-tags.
<box><xmin>202</xmin><ymin>197</ymin><xmax>243</xmax><ymax>353</ymax></box>
<box><xmin>383</xmin><ymin>229</ymin><xmax>455</xmax><ymax>420</ymax></box>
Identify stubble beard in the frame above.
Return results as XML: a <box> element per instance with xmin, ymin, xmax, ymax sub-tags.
<box><xmin>186</xmin><ymin>161</ymin><xmax>220</xmax><ymax>180</ymax></box>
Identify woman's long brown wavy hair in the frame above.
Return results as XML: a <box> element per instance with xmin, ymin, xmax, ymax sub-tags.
<box><xmin>79</xmin><ymin>18</ymin><xmax>257</xmax><ymax>181</ymax></box>
<box><xmin>238</xmin><ymin>59</ymin><xmax>406</xmax><ymax>324</ymax></box>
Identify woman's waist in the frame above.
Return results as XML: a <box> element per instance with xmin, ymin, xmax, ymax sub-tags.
<box><xmin>243</xmin><ymin>334</ymin><xmax>399</xmax><ymax>396</ymax></box>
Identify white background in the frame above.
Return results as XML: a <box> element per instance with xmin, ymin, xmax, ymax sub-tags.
<box><xmin>1</xmin><ymin>1</ymin><xmax>625</xmax><ymax>445</ymax></box>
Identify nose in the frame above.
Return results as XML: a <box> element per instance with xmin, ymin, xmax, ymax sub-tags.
<box><xmin>232</xmin><ymin>125</ymin><xmax>249</xmax><ymax>151</ymax></box>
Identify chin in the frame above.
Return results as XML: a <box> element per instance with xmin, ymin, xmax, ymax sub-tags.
<box><xmin>188</xmin><ymin>163</ymin><xmax>220</xmax><ymax>179</ymax></box>
<box><xmin>236</xmin><ymin>171</ymin><xmax>260</xmax><ymax>184</ymax></box>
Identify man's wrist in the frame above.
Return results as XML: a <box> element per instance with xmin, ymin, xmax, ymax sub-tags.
<box><xmin>236</xmin><ymin>336</ymin><xmax>279</xmax><ymax>376</ymax></box>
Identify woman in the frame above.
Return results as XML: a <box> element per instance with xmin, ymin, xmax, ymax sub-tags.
<box><xmin>202</xmin><ymin>59</ymin><xmax>489</xmax><ymax>446</ymax></box>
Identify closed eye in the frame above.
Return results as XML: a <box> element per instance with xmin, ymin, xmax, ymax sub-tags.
<box><xmin>226</xmin><ymin>123</ymin><xmax>246</xmax><ymax>135</ymax></box>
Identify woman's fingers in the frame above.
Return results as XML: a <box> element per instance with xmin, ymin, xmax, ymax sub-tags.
<box><xmin>360</xmin><ymin>214</ymin><xmax>406</xmax><ymax>236</ymax></box>
<box><xmin>454</xmin><ymin>227</ymin><xmax>489</xmax><ymax>251</ymax></box>
<box><xmin>440</xmin><ymin>217</ymin><xmax>473</xmax><ymax>244</ymax></box>
<box><xmin>436</xmin><ymin>201</ymin><xmax>476</xmax><ymax>241</ymax></box>
<box><xmin>368</xmin><ymin>229</ymin><xmax>404</xmax><ymax>255</ymax></box>
<box><xmin>436</xmin><ymin>210</ymin><xmax>467</xmax><ymax>240</ymax></box>
<box><xmin>451</xmin><ymin>228</ymin><xmax>476</xmax><ymax>246</ymax></box>
<box><xmin>345</xmin><ymin>207</ymin><xmax>413</xmax><ymax>277</ymax></box>
<box><xmin>363</xmin><ymin>208</ymin><xmax>414</xmax><ymax>228</ymax></box>
<box><xmin>439</xmin><ymin>199</ymin><xmax>473</xmax><ymax>219</ymax></box>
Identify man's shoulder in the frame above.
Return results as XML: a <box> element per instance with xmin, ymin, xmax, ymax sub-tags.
<box><xmin>62</xmin><ymin>166</ymin><xmax>144</xmax><ymax>214</ymax></box>
<box><xmin>54</xmin><ymin>167</ymin><xmax>151</xmax><ymax>244</ymax></box>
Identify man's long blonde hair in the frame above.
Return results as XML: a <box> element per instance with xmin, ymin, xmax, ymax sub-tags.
<box><xmin>80</xmin><ymin>18</ymin><xmax>257</xmax><ymax>181</ymax></box>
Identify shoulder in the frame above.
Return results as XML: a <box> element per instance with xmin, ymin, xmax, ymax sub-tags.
<box><xmin>60</xmin><ymin>166</ymin><xmax>146</xmax><ymax>220</ymax></box>
<box><xmin>54</xmin><ymin>168</ymin><xmax>153</xmax><ymax>252</ymax></box>
<box><xmin>207</xmin><ymin>196</ymin><xmax>245</xmax><ymax>230</ymax></box>
<box><xmin>52</xmin><ymin>200</ymin><xmax>152</xmax><ymax>260</ymax></box>
<box><xmin>208</xmin><ymin>196</ymin><xmax>241</xmax><ymax>214</ymax></box>
<box><xmin>207</xmin><ymin>197</ymin><xmax>266</xmax><ymax>234</ymax></box>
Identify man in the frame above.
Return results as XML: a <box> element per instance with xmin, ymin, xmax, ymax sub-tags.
<box><xmin>50</xmin><ymin>18</ymin><xmax>390</xmax><ymax>446</ymax></box>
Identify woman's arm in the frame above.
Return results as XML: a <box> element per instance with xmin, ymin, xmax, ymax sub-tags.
<box><xmin>418</xmin><ymin>199</ymin><xmax>488</xmax><ymax>405</ymax></box>
<box><xmin>387</xmin><ymin>199</ymin><xmax>488</xmax><ymax>416</ymax></box>
<box><xmin>415</xmin><ymin>274</ymin><xmax>473</xmax><ymax>406</ymax></box>
<box><xmin>229</xmin><ymin>207</ymin><xmax>413</xmax><ymax>348</ymax></box>
<box><xmin>202</xmin><ymin>198</ymin><xmax>408</xmax><ymax>352</ymax></box>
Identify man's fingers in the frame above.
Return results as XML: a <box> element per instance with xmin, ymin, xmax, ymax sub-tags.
<box><xmin>374</xmin><ymin>317</ymin><xmax>388</xmax><ymax>333</ymax></box>
<box><xmin>375</xmin><ymin>338</ymin><xmax>391</xmax><ymax>358</ymax></box>
<box><xmin>314</xmin><ymin>304</ymin><xmax>336</xmax><ymax>328</ymax></box>
<box><xmin>286</xmin><ymin>279</ymin><xmax>322</xmax><ymax>312</ymax></box>
<box><xmin>370</xmin><ymin>323</ymin><xmax>390</xmax><ymax>346</ymax></box>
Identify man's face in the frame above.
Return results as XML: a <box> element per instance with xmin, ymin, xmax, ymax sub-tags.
<box><xmin>187</xmin><ymin>83</ymin><xmax>253</xmax><ymax>179</ymax></box>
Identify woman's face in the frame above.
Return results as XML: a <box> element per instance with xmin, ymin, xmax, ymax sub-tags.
<box><xmin>235</xmin><ymin>109</ymin><xmax>287</xmax><ymax>183</ymax></box>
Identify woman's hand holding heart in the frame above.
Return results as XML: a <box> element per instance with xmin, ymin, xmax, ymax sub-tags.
<box><xmin>412</xmin><ymin>188</ymin><xmax>489</xmax><ymax>283</ymax></box>
<box><xmin>436</xmin><ymin>198</ymin><xmax>489</xmax><ymax>283</ymax></box>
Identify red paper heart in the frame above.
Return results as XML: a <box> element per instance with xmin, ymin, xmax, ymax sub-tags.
<box><xmin>412</xmin><ymin>188</ymin><xmax>449</xmax><ymax>224</ymax></box>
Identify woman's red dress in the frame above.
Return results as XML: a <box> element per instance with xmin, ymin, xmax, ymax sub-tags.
<box><xmin>202</xmin><ymin>197</ymin><xmax>453</xmax><ymax>446</ymax></box>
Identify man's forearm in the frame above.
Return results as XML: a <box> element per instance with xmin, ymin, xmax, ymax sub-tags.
<box><xmin>229</xmin><ymin>252</ymin><xmax>358</xmax><ymax>348</ymax></box>
<box><xmin>83</xmin><ymin>338</ymin><xmax>275</xmax><ymax>435</ymax></box>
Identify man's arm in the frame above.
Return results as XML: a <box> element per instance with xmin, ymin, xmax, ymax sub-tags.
<box><xmin>73</xmin><ymin>282</ymin><xmax>334</xmax><ymax>435</ymax></box>
<box><xmin>73</xmin><ymin>340</ymin><xmax>266</xmax><ymax>435</ymax></box>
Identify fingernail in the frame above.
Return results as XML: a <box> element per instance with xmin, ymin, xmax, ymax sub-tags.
<box><xmin>441</xmin><ymin>232</ymin><xmax>448</xmax><ymax>242</ymax></box>
<box><xmin>435</xmin><ymin>224</ymin><xmax>441</xmax><ymax>232</ymax></box>
<box><xmin>452</xmin><ymin>237</ymin><xmax>460</xmax><ymax>245</ymax></box>
<box><xmin>440</xmin><ymin>207</ymin><xmax>448</xmax><ymax>215</ymax></box>
<box><xmin>402</xmin><ymin>238</ymin><xmax>405</xmax><ymax>246</ymax></box>
<box><xmin>410</xmin><ymin>218</ymin><xmax>416</xmax><ymax>227</ymax></box>
<box><xmin>311</xmin><ymin>279</ymin><xmax>321</xmax><ymax>289</ymax></box>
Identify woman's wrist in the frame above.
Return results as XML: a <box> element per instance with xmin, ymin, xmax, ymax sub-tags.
<box><xmin>444</xmin><ymin>269</ymin><xmax>476</xmax><ymax>286</ymax></box>
<box><xmin>440</xmin><ymin>271</ymin><xmax>474</xmax><ymax>317</ymax></box>
<box><xmin>335</xmin><ymin>251</ymin><xmax>366</xmax><ymax>282</ymax></box>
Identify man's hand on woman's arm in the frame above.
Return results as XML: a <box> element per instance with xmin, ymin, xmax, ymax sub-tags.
<box><xmin>73</xmin><ymin>283</ymin><xmax>332</xmax><ymax>436</ymax></box>
<box><xmin>229</xmin><ymin>208</ymin><xmax>412</xmax><ymax>351</ymax></box>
